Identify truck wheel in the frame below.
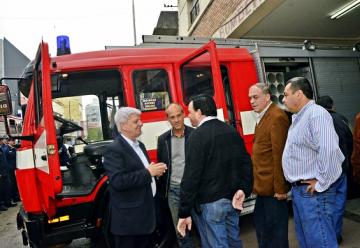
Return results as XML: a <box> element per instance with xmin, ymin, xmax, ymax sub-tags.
<box><xmin>91</xmin><ymin>205</ymin><xmax>114</xmax><ymax>248</ymax></box>
<box><xmin>101</xmin><ymin>206</ymin><xmax>114</xmax><ymax>248</ymax></box>
<box><xmin>151</xmin><ymin>200</ymin><xmax>176</xmax><ymax>248</ymax></box>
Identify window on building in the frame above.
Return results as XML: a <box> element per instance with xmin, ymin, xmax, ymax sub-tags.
<box><xmin>132</xmin><ymin>69</ymin><xmax>171</xmax><ymax>112</ymax></box>
<box><xmin>189</xmin><ymin>0</ymin><xmax>200</xmax><ymax>25</ymax></box>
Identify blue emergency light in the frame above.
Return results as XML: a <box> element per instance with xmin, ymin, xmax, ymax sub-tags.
<box><xmin>56</xmin><ymin>35</ymin><xmax>71</xmax><ymax>56</ymax></box>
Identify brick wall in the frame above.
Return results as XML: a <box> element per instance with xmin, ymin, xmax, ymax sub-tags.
<box><xmin>190</xmin><ymin>0</ymin><xmax>242</xmax><ymax>37</ymax></box>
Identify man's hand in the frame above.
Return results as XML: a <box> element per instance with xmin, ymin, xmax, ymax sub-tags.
<box><xmin>274</xmin><ymin>193</ymin><xmax>288</xmax><ymax>200</ymax></box>
<box><xmin>177</xmin><ymin>217</ymin><xmax>192</xmax><ymax>237</ymax></box>
<box><xmin>232</xmin><ymin>189</ymin><xmax>245</xmax><ymax>210</ymax></box>
<box><xmin>303</xmin><ymin>179</ymin><xmax>317</xmax><ymax>195</ymax></box>
<box><xmin>147</xmin><ymin>162</ymin><xmax>167</xmax><ymax>177</ymax></box>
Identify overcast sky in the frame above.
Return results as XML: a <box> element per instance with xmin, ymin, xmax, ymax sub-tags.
<box><xmin>0</xmin><ymin>0</ymin><xmax>177</xmax><ymax>59</ymax></box>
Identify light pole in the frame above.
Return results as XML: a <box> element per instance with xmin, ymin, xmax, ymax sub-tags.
<box><xmin>132</xmin><ymin>0</ymin><xmax>137</xmax><ymax>46</ymax></box>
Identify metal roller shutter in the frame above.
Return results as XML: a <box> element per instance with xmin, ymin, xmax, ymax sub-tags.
<box><xmin>312</xmin><ymin>57</ymin><xmax>360</xmax><ymax>126</ymax></box>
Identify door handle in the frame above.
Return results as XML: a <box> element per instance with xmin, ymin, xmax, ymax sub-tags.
<box><xmin>41</xmin><ymin>155</ymin><xmax>47</xmax><ymax>161</ymax></box>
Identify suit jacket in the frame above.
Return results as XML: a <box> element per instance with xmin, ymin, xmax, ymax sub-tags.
<box><xmin>156</xmin><ymin>125</ymin><xmax>193</xmax><ymax>199</ymax></box>
<box><xmin>252</xmin><ymin>103</ymin><xmax>290</xmax><ymax>196</ymax></box>
<box><xmin>103</xmin><ymin>134</ymin><xmax>155</xmax><ymax>236</ymax></box>
<box><xmin>4</xmin><ymin>145</ymin><xmax>17</xmax><ymax>171</ymax></box>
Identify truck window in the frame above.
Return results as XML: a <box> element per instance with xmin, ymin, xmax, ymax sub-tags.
<box><xmin>132</xmin><ymin>69</ymin><xmax>171</xmax><ymax>112</ymax></box>
<box><xmin>51</xmin><ymin>69</ymin><xmax>124</xmax><ymax>143</ymax></box>
<box><xmin>53</xmin><ymin>95</ymin><xmax>103</xmax><ymax>144</ymax></box>
<box><xmin>34</xmin><ymin>69</ymin><xmax>43</xmax><ymax>126</ymax></box>
<box><xmin>107</xmin><ymin>96</ymin><xmax>120</xmax><ymax>134</ymax></box>
<box><xmin>181</xmin><ymin>66</ymin><xmax>214</xmax><ymax>104</ymax></box>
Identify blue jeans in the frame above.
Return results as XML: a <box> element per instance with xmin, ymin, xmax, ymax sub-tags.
<box><xmin>254</xmin><ymin>196</ymin><xmax>289</xmax><ymax>248</ymax></box>
<box><xmin>332</xmin><ymin>173</ymin><xmax>347</xmax><ymax>239</ymax></box>
<box><xmin>292</xmin><ymin>185</ymin><xmax>338</xmax><ymax>248</ymax></box>
<box><xmin>168</xmin><ymin>184</ymin><xmax>194</xmax><ymax>248</ymax></box>
<box><xmin>192</xmin><ymin>198</ymin><xmax>242</xmax><ymax>248</ymax></box>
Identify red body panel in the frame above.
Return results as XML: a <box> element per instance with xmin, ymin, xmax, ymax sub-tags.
<box><xmin>17</xmin><ymin>41</ymin><xmax>257</xmax><ymax>218</ymax></box>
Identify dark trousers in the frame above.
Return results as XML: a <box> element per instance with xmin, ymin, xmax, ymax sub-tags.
<box><xmin>0</xmin><ymin>173</ymin><xmax>12</xmax><ymax>205</ymax></box>
<box><xmin>9</xmin><ymin>171</ymin><xmax>19</xmax><ymax>200</ymax></box>
<box><xmin>114</xmin><ymin>234</ymin><xmax>150</xmax><ymax>248</ymax></box>
<box><xmin>254</xmin><ymin>195</ymin><xmax>289</xmax><ymax>248</ymax></box>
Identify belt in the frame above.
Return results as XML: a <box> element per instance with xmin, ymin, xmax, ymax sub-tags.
<box><xmin>291</xmin><ymin>180</ymin><xmax>309</xmax><ymax>187</ymax></box>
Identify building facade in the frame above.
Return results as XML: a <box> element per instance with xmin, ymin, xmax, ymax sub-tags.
<box><xmin>0</xmin><ymin>38</ymin><xmax>30</xmax><ymax>116</ymax></box>
<box><xmin>177</xmin><ymin>0</ymin><xmax>360</xmax><ymax>45</ymax></box>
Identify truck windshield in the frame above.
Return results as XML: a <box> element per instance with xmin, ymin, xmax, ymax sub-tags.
<box><xmin>53</xmin><ymin>95</ymin><xmax>103</xmax><ymax>144</ymax></box>
<box><xmin>53</xmin><ymin>94</ymin><xmax>120</xmax><ymax>154</ymax></box>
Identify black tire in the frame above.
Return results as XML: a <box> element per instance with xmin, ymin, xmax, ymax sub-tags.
<box><xmin>93</xmin><ymin>196</ymin><xmax>175</xmax><ymax>248</ymax></box>
<box><xmin>151</xmin><ymin>198</ymin><xmax>176</xmax><ymax>248</ymax></box>
<box><xmin>91</xmin><ymin>204</ymin><xmax>114</xmax><ymax>248</ymax></box>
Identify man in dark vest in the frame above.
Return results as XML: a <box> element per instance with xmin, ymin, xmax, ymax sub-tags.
<box><xmin>157</xmin><ymin>103</ymin><xmax>194</xmax><ymax>247</ymax></box>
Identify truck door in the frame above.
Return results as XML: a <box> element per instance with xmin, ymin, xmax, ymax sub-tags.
<box><xmin>33</xmin><ymin>42</ymin><xmax>62</xmax><ymax>217</ymax></box>
<box><xmin>175</xmin><ymin>41</ymin><xmax>228</xmax><ymax>121</ymax></box>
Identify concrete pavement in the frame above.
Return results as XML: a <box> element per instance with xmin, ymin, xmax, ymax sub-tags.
<box><xmin>2</xmin><ymin>200</ymin><xmax>360</xmax><ymax>247</ymax></box>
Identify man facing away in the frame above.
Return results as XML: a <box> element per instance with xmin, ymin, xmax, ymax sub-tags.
<box><xmin>177</xmin><ymin>94</ymin><xmax>253</xmax><ymax>248</ymax></box>
<box><xmin>248</xmin><ymin>83</ymin><xmax>290</xmax><ymax>248</ymax></box>
<box><xmin>316</xmin><ymin>95</ymin><xmax>353</xmax><ymax>244</ymax></box>
<box><xmin>103</xmin><ymin>107</ymin><xmax>167</xmax><ymax>248</ymax></box>
<box><xmin>282</xmin><ymin>77</ymin><xmax>344</xmax><ymax>248</ymax></box>
<box><xmin>156</xmin><ymin>103</ymin><xmax>194</xmax><ymax>247</ymax></box>
<box><xmin>352</xmin><ymin>113</ymin><xmax>360</xmax><ymax>184</ymax></box>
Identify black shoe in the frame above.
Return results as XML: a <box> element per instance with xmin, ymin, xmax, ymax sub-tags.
<box><xmin>0</xmin><ymin>205</ymin><xmax>8</xmax><ymax>211</ymax></box>
<box><xmin>337</xmin><ymin>235</ymin><xmax>343</xmax><ymax>245</ymax></box>
<box><xmin>5</xmin><ymin>202</ymin><xmax>17</xmax><ymax>208</ymax></box>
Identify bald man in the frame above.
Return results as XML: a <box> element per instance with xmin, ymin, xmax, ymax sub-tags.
<box><xmin>157</xmin><ymin>103</ymin><xmax>194</xmax><ymax>247</ymax></box>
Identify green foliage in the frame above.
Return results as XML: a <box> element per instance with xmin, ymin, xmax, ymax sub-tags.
<box><xmin>87</xmin><ymin>127</ymin><xmax>103</xmax><ymax>142</ymax></box>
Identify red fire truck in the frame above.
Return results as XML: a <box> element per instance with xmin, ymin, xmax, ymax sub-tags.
<box><xmin>0</xmin><ymin>115</ymin><xmax>22</xmax><ymax>137</ymax></box>
<box><xmin>0</xmin><ymin>39</ymin><xmax>257</xmax><ymax>247</ymax></box>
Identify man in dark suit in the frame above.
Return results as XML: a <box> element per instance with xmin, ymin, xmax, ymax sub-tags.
<box><xmin>104</xmin><ymin>107</ymin><xmax>167</xmax><ymax>248</ymax></box>
<box><xmin>4</xmin><ymin>137</ymin><xmax>20</xmax><ymax>202</ymax></box>
<box><xmin>177</xmin><ymin>95</ymin><xmax>253</xmax><ymax>248</ymax></box>
<box><xmin>316</xmin><ymin>95</ymin><xmax>353</xmax><ymax>244</ymax></box>
<box><xmin>157</xmin><ymin>103</ymin><xmax>194</xmax><ymax>247</ymax></box>
<box><xmin>249</xmin><ymin>83</ymin><xmax>290</xmax><ymax>248</ymax></box>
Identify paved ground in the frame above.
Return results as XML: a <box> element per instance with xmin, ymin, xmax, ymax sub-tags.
<box><xmin>2</xmin><ymin>199</ymin><xmax>360</xmax><ymax>247</ymax></box>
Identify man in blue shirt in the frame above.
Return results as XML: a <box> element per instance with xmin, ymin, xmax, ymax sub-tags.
<box><xmin>282</xmin><ymin>77</ymin><xmax>344</xmax><ymax>247</ymax></box>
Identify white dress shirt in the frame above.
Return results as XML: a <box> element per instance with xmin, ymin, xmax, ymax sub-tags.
<box><xmin>121</xmin><ymin>134</ymin><xmax>156</xmax><ymax>196</ymax></box>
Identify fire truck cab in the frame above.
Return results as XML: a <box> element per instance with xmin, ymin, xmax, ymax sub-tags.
<box><xmin>1</xmin><ymin>40</ymin><xmax>257</xmax><ymax>247</ymax></box>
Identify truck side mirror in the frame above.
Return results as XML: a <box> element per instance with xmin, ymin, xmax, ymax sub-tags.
<box><xmin>0</xmin><ymin>85</ymin><xmax>12</xmax><ymax>115</ymax></box>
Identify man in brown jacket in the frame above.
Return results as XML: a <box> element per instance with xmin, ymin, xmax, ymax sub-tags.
<box><xmin>248</xmin><ymin>83</ymin><xmax>290</xmax><ymax>248</ymax></box>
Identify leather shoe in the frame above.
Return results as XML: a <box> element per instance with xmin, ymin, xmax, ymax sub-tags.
<box><xmin>0</xmin><ymin>205</ymin><xmax>8</xmax><ymax>211</ymax></box>
<box><xmin>337</xmin><ymin>235</ymin><xmax>343</xmax><ymax>245</ymax></box>
<box><xmin>5</xmin><ymin>202</ymin><xmax>17</xmax><ymax>208</ymax></box>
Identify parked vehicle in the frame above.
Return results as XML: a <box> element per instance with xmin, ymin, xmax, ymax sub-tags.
<box><xmin>0</xmin><ymin>39</ymin><xmax>257</xmax><ymax>247</ymax></box>
<box><xmin>0</xmin><ymin>115</ymin><xmax>22</xmax><ymax>137</ymax></box>
<box><xmin>0</xmin><ymin>34</ymin><xmax>359</xmax><ymax>247</ymax></box>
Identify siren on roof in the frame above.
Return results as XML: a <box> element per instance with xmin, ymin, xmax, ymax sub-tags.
<box><xmin>56</xmin><ymin>35</ymin><xmax>71</xmax><ymax>56</ymax></box>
